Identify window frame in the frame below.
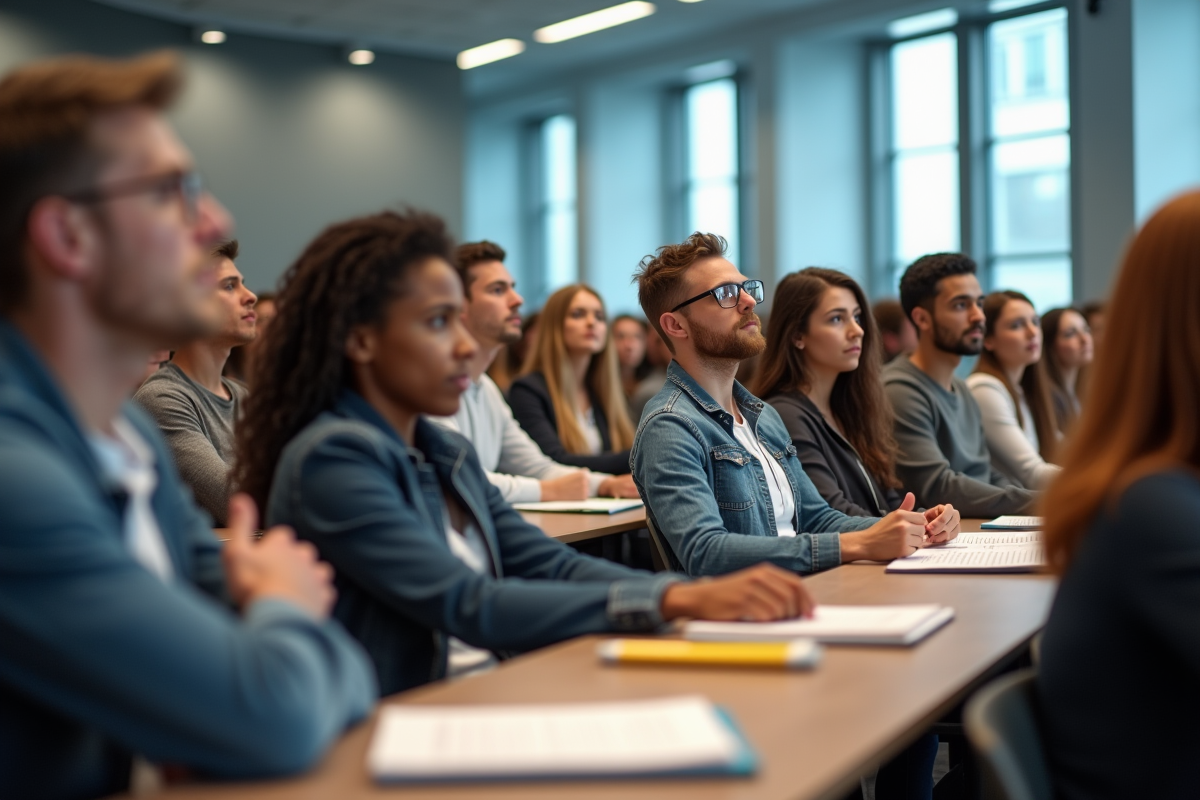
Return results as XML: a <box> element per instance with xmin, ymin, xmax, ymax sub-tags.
<box><xmin>523</xmin><ymin>112</ymin><xmax>579</xmax><ymax>307</ymax></box>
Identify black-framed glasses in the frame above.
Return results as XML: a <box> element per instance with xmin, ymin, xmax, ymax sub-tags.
<box><xmin>671</xmin><ymin>279</ymin><xmax>765</xmax><ymax>313</ymax></box>
<box><xmin>64</xmin><ymin>170</ymin><xmax>203</xmax><ymax>222</ymax></box>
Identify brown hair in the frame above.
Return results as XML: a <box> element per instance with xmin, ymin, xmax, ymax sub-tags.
<box><xmin>1043</xmin><ymin>191</ymin><xmax>1200</xmax><ymax>573</ymax></box>
<box><xmin>872</xmin><ymin>297</ymin><xmax>907</xmax><ymax>337</ymax></box>
<box><xmin>0</xmin><ymin>51</ymin><xmax>182</xmax><ymax>313</ymax></box>
<box><xmin>1040</xmin><ymin>306</ymin><xmax>1086</xmax><ymax>434</ymax></box>
<box><xmin>633</xmin><ymin>232</ymin><xmax>727</xmax><ymax>353</ymax></box>
<box><xmin>750</xmin><ymin>268</ymin><xmax>901</xmax><ymax>489</ymax></box>
<box><xmin>233</xmin><ymin>209</ymin><xmax>455</xmax><ymax>511</ymax></box>
<box><xmin>454</xmin><ymin>240</ymin><xmax>506</xmax><ymax>297</ymax></box>
<box><xmin>973</xmin><ymin>291</ymin><xmax>1058</xmax><ymax>464</ymax></box>
<box><xmin>214</xmin><ymin>238</ymin><xmax>239</xmax><ymax>261</ymax></box>
<box><xmin>521</xmin><ymin>285</ymin><xmax>634</xmax><ymax>454</ymax></box>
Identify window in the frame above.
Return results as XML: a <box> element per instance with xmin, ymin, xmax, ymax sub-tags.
<box><xmin>987</xmin><ymin>8</ymin><xmax>1071</xmax><ymax>310</ymax></box>
<box><xmin>683</xmin><ymin>77</ymin><xmax>740</xmax><ymax>263</ymax></box>
<box><xmin>889</xmin><ymin>33</ymin><xmax>960</xmax><ymax>289</ymax></box>
<box><xmin>536</xmin><ymin>114</ymin><xmax>577</xmax><ymax>297</ymax></box>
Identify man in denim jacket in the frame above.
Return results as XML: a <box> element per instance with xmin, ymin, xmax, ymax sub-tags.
<box><xmin>631</xmin><ymin>234</ymin><xmax>961</xmax><ymax>577</ymax></box>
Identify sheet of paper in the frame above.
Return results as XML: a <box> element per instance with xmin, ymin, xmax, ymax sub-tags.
<box><xmin>981</xmin><ymin>515</ymin><xmax>1044</xmax><ymax>529</ymax></box>
<box><xmin>511</xmin><ymin>498</ymin><xmax>644</xmax><ymax>514</ymax></box>
<box><xmin>368</xmin><ymin>695</ymin><xmax>739</xmax><ymax>780</ymax></box>
<box><xmin>954</xmin><ymin>531</ymin><xmax>1042</xmax><ymax>546</ymax></box>
<box><xmin>887</xmin><ymin>542</ymin><xmax>1044</xmax><ymax>572</ymax></box>
<box><xmin>685</xmin><ymin>604</ymin><xmax>952</xmax><ymax>644</ymax></box>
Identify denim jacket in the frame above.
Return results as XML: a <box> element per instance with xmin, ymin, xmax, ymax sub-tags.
<box><xmin>630</xmin><ymin>362</ymin><xmax>877</xmax><ymax>577</ymax></box>
<box><xmin>267</xmin><ymin>390</ymin><xmax>679</xmax><ymax>696</ymax></box>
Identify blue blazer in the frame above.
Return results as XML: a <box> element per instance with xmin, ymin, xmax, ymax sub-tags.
<box><xmin>0</xmin><ymin>322</ymin><xmax>374</xmax><ymax>800</ymax></box>
<box><xmin>266</xmin><ymin>390</ymin><xmax>678</xmax><ymax>696</ymax></box>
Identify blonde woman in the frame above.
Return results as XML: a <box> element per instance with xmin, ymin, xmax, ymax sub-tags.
<box><xmin>509</xmin><ymin>285</ymin><xmax>635</xmax><ymax>474</ymax></box>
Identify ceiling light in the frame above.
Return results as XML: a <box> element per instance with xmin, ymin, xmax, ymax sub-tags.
<box><xmin>199</xmin><ymin>29</ymin><xmax>226</xmax><ymax>45</ymax></box>
<box><xmin>533</xmin><ymin>1</ymin><xmax>656</xmax><ymax>44</ymax></box>
<box><xmin>457</xmin><ymin>38</ymin><xmax>526</xmax><ymax>70</ymax></box>
<box><xmin>887</xmin><ymin>8</ymin><xmax>958</xmax><ymax>38</ymax></box>
<box><xmin>347</xmin><ymin>48</ymin><xmax>375</xmax><ymax>65</ymax></box>
<box><xmin>988</xmin><ymin>0</ymin><xmax>1044</xmax><ymax>11</ymax></box>
<box><xmin>685</xmin><ymin>59</ymin><xmax>736</xmax><ymax>83</ymax></box>
<box><xmin>678</xmin><ymin>0</ymin><xmax>705</xmax><ymax>3</ymax></box>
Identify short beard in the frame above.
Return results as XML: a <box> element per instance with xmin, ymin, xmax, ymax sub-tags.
<box><xmin>933</xmin><ymin>319</ymin><xmax>983</xmax><ymax>356</ymax></box>
<box><xmin>691</xmin><ymin>310</ymin><xmax>766</xmax><ymax>362</ymax></box>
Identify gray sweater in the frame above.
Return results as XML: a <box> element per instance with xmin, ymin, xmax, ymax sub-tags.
<box><xmin>882</xmin><ymin>357</ymin><xmax>1036</xmax><ymax>517</ymax></box>
<box><xmin>133</xmin><ymin>363</ymin><xmax>247</xmax><ymax>525</ymax></box>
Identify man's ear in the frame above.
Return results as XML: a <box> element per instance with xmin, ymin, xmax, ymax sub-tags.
<box><xmin>25</xmin><ymin>196</ymin><xmax>102</xmax><ymax>282</ymax></box>
<box><xmin>910</xmin><ymin>305</ymin><xmax>933</xmax><ymax>337</ymax></box>
<box><xmin>659</xmin><ymin>311</ymin><xmax>688</xmax><ymax>345</ymax></box>
<box><xmin>344</xmin><ymin>324</ymin><xmax>378</xmax><ymax>365</ymax></box>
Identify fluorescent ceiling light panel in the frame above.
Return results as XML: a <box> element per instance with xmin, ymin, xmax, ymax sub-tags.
<box><xmin>199</xmin><ymin>29</ymin><xmax>226</xmax><ymax>44</ymax></box>
<box><xmin>685</xmin><ymin>59</ymin><xmax>737</xmax><ymax>83</ymax></box>
<box><xmin>533</xmin><ymin>2</ymin><xmax>657</xmax><ymax>44</ymax></box>
<box><xmin>988</xmin><ymin>0</ymin><xmax>1045</xmax><ymax>11</ymax></box>
<box><xmin>678</xmin><ymin>0</ymin><xmax>705</xmax><ymax>3</ymax></box>
<box><xmin>348</xmin><ymin>49</ymin><xmax>375</xmax><ymax>65</ymax></box>
<box><xmin>887</xmin><ymin>8</ymin><xmax>958</xmax><ymax>38</ymax></box>
<box><xmin>457</xmin><ymin>38</ymin><xmax>526</xmax><ymax>69</ymax></box>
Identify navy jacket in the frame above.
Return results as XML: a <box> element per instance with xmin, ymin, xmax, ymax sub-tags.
<box><xmin>266</xmin><ymin>391</ymin><xmax>678</xmax><ymax>697</ymax></box>
<box><xmin>0</xmin><ymin>322</ymin><xmax>374</xmax><ymax>800</ymax></box>
<box><xmin>508</xmin><ymin>371</ymin><xmax>631</xmax><ymax>474</ymax></box>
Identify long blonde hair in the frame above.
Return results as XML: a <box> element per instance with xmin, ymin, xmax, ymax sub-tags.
<box><xmin>521</xmin><ymin>285</ymin><xmax>634</xmax><ymax>454</ymax></box>
<box><xmin>1043</xmin><ymin>191</ymin><xmax>1200</xmax><ymax>573</ymax></box>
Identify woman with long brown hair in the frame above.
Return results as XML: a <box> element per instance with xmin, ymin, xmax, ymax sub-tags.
<box><xmin>1039</xmin><ymin>305</ymin><xmax>1094</xmax><ymax>435</ymax></box>
<box><xmin>751</xmin><ymin>268</ymin><xmax>905</xmax><ymax>518</ymax></box>
<box><xmin>966</xmin><ymin>291</ymin><xmax>1059</xmax><ymax>489</ymax></box>
<box><xmin>509</xmin><ymin>284</ymin><xmax>635</xmax><ymax>474</ymax></box>
<box><xmin>1038</xmin><ymin>191</ymin><xmax>1200</xmax><ymax>800</ymax></box>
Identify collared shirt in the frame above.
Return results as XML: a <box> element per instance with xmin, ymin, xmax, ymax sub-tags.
<box><xmin>88</xmin><ymin>417</ymin><xmax>174</xmax><ymax>582</ymax></box>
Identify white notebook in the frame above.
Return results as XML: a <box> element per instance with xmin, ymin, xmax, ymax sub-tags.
<box><xmin>887</xmin><ymin>540</ymin><xmax>1044</xmax><ymax>573</ymax></box>
<box><xmin>980</xmin><ymin>515</ymin><xmax>1044</xmax><ymax>530</ymax></box>
<box><xmin>512</xmin><ymin>498</ymin><xmax>644</xmax><ymax>514</ymax></box>
<box><xmin>367</xmin><ymin>695</ymin><xmax>756</xmax><ymax>783</ymax></box>
<box><xmin>684</xmin><ymin>604</ymin><xmax>954</xmax><ymax>646</ymax></box>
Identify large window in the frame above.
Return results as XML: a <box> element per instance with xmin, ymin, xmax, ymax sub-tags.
<box><xmin>536</xmin><ymin>114</ymin><xmax>577</xmax><ymax>297</ymax></box>
<box><xmin>683</xmin><ymin>77</ymin><xmax>740</xmax><ymax>262</ymax></box>
<box><xmin>881</xmin><ymin>6</ymin><xmax>1071</xmax><ymax>311</ymax></box>
<box><xmin>890</xmin><ymin>33</ymin><xmax>960</xmax><ymax>288</ymax></box>
<box><xmin>987</xmin><ymin>8</ymin><xmax>1071</xmax><ymax>310</ymax></box>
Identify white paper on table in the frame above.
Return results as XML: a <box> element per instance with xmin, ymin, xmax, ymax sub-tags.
<box><xmin>511</xmin><ymin>498</ymin><xmax>644</xmax><ymax>514</ymax></box>
<box><xmin>981</xmin><ymin>515</ymin><xmax>1044</xmax><ymax>529</ymax></box>
<box><xmin>887</xmin><ymin>541</ymin><xmax>1044</xmax><ymax>573</ymax></box>
<box><xmin>954</xmin><ymin>531</ymin><xmax>1042</xmax><ymax>546</ymax></box>
<box><xmin>367</xmin><ymin>695</ymin><xmax>740</xmax><ymax>780</ymax></box>
<box><xmin>684</xmin><ymin>604</ymin><xmax>954</xmax><ymax>645</ymax></box>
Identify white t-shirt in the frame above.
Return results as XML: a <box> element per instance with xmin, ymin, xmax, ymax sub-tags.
<box><xmin>731</xmin><ymin>414</ymin><xmax>797</xmax><ymax>538</ymax></box>
<box><xmin>88</xmin><ymin>417</ymin><xmax>174</xmax><ymax>581</ymax></box>
<box><xmin>441</xmin><ymin>502</ymin><xmax>499</xmax><ymax>677</ymax></box>
<box><xmin>577</xmin><ymin>406</ymin><xmax>604</xmax><ymax>456</ymax></box>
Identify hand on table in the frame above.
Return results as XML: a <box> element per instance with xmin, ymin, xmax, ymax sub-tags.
<box><xmin>922</xmin><ymin>503</ymin><xmax>960</xmax><ymax>544</ymax></box>
<box><xmin>597</xmin><ymin>473</ymin><xmax>639</xmax><ymax>498</ymax></box>
<box><xmin>839</xmin><ymin>492</ymin><xmax>927</xmax><ymax>562</ymax></box>
<box><xmin>660</xmin><ymin>563</ymin><xmax>815</xmax><ymax>622</ymax></box>
<box><xmin>539</xmin><ymin>471</ymin><xmax>590</xmax><ymax>501</ymax></box>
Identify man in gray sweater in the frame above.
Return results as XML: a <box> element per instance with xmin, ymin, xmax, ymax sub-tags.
<box><xmin>883</xmin><ymin>253</ymin><xmax>1037</xmax><ymax>517</ymax></box>
<box><xmin>135</xmin><ymin>239</ymin><xmax>256</xmax><ymax>525</ymax></box>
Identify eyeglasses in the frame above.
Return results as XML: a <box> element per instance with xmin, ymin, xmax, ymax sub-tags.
<box><xmin>671</xmin><ymin>279</ymin><xmax>765</xmax><ymax>313</ymax></box>
<box><xmin>64</xmin><ymin>170</ymin><xmax>204</xmax><ymax>222</ymax></box>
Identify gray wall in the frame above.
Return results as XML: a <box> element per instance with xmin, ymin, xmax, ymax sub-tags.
<box><xmin>0</xmin><ymin>0</ymin><xmax>464</xmax><ymax>292</ymax></box>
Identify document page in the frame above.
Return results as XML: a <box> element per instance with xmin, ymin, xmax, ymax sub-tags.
<box><xmin>511</xmin><ymin>498</ymin><xmax>644</xmax><ymax>514</ymax></box>
<box><xmin>955</xmin><ymin>531</ymin><xmax>1041</xmax><ymax>546</ymax></box>
<box><xmin>981</xmin><ymin>515</ymin><xmax>1044</xmax><ymax>529</ymax></box>
<box><xmin>368</xmin><ymin>695</ymin><xmax>740</xmax><ymax>780</ymax></box>
<box><xmin>887</xmin><ymin>541</ymin><xmax>1044</xmax><ymax>572</ymax></box>
<box><xmin>685</xmin><ymin>604</ymin><xmax>953</xmax><ymax>645</ymax></box>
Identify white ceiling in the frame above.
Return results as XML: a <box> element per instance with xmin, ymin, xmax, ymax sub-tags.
<box><xmin>96</xmin><ymin>0</ymin><xmax>844</xmax><ymax>90</ymax></box>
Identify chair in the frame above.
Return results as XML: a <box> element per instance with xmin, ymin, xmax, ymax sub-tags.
<box><xmin>964</xmin><ymin>669</ymin><xmax>1053</xmax><ymax>800</ymax></box>
<box><xmin>644</xmin><ymin>515</ymin><xmax>679</xmax><ymax>573</ymax></box>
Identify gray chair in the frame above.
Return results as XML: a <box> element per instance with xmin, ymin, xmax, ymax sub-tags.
<box><xmin>644</xmin><ymin>515</ymin><xmax>679</xmax><ymax>573</ymax></box>
<box><xmin>964</xmin><ymin>669</ymin><xmax>1053</xmax><ymax>800</ymax></box>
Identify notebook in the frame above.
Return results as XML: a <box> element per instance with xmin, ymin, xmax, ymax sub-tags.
<box><xmin>683</xmin><ymin>604</ymin><xmax>954</xmax><ymax>646</ymax></box>
<box><xmin>980</xmin><ymin>515</ymin><xmax>1044</xmax><ymax>530</ymax></box>
<box><xmin>511</xmin><ymin>498</ymin><xmax>644</xmax><ymax>514</ymax></box>
<box><xmin>886</xmin><ymin>540</ymin><xmax>1044</xmax><ymax>573</ymax></box>
<box><xmin>367</xmin><ymin>695</ymin><xmax>757</xmax><ymax>783</ymax></box>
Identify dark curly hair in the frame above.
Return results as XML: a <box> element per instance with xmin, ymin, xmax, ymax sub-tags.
<box><xmin>898</xmin><ymin>252</ymin><xmax>977</xmax><ymax>328</ymax></box>
<box><xmin>232</xmin><ymin>209</ymin><xmax>454</xmax><ymax>511</ymax></box>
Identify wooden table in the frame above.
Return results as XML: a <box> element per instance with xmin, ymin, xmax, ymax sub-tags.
<box><xmin>519</xmin><ymin>506</ymin><xmax>647</xmax><ymax>543</ymax></box>
<box><xmin>141</xmin><ymin>520</ymin><xmax>1054</xmax><ymax>800</ymax></box>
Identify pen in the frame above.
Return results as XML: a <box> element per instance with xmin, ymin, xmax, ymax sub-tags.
<box><xmin>596</xmin><ymin>639</ymin><xmax>821</xmax><ymax>669</ymax></box>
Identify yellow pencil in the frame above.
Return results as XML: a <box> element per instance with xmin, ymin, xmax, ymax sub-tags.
<box><xmin>596</xmin><ymin>638</ymin><xmax>821</xmax><ymax>669</ymax></box>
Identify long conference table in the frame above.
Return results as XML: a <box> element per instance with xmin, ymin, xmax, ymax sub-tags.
<box><xmin>133</xmin><ymin>513</ymin><xmax>1054</xmax><ymax>800</ymax></box>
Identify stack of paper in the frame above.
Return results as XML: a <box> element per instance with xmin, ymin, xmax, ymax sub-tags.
<box><xmin>367</xmin><ymin>695</ymin><xmax>757</xmax><ymax>783</ymax></box>
<box><xmin>980</xmin><ymin>515</ymin><xmax>1043</xmax><ymax>530</ymax></box>
<box><xmin>683</xmin><ymin>604</ymin><xmax>954</xmax><ymax>646</ymax></box>
<box><xmin>512</xmin><ymin>498</ymin><xmax>644</xmax><ymax>514</ymax></box>
<box><xmin>887</xmin><ymin>532</ymin><xmax>1044</xmax><ymax>573</ymax></box>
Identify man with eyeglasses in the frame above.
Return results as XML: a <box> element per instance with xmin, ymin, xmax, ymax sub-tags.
<box><xmin>630</xmin><ymin>233</ymin><xmax>960</xmax><ymax>580</ymax></box>
<box><xmin>0</xmin><ymin>52</ymin><xmax>372</xmax><ymax>798</ymax></box>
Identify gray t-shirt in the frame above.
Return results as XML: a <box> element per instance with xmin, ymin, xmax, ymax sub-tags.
<box><xmin>882</xmin><ymin>356</ymin><xmax>1036</xmax><ymax>517</ymax></box>
<box><xmin>133</xmin><ymin>363</ymin><xmax>247</xmax><ymax>526</ymax></box>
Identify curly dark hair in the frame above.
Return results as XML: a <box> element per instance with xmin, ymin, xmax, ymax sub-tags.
<box><xmin>898</xmin><ymin>252</ymin><xmax>977</xmax><ymax>327</ymax></box>
<box><xmin>232</xmin><ymin>209</ymin><xmax>454</xmax><ymax>511</ymax></box>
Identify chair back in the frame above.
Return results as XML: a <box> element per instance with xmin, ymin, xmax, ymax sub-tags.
<box><xmin>964</xmin><ymin>669</ymin><xmax>1053</xmax><ymax>800</ymax></box>
<box><xmin>644</xmin><ymin>515</ymin><xmax>682</xmax><ymax>573</ymax></box>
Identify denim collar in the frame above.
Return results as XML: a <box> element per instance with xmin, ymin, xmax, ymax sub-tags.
<box><xmin>665</xmin><ymin>360</ymin><xmax>765</xmax><ymax>428</ymax></box>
